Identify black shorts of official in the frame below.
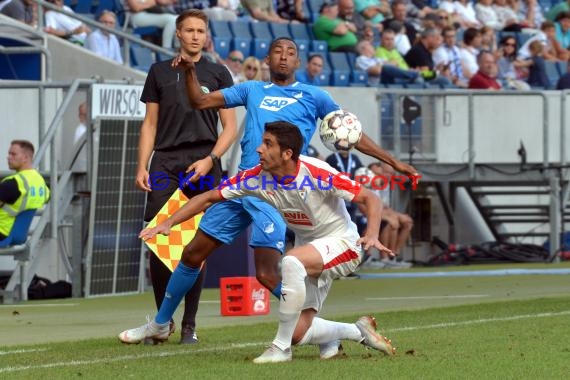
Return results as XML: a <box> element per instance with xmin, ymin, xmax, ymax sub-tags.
<box><xmin>144</xmin><ymin>145</ymin><xmax>222</xmax><ymax>222</ymax></box>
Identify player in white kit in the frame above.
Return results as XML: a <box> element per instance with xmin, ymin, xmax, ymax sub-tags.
<box><xmin>137</xmin><ymin>121</ymin><xmax>396</xmax><ymax>363</ymax></box>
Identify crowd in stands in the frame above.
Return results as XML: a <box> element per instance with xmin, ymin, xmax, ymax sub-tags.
<box><xmin>1</xmin><ymin>0</ymin><xmax>570</xmax><ymax>88</ymax></box>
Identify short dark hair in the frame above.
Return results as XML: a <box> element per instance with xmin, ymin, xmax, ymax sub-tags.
<box><xmin>308</xmin><ymin>53</ymin><xmax>323</xmax><ymax>63</ymax></box>
<box><xmin>269</xmin><ymin>37</ymin><xmax>299</xmax><ymax>56</ymax></box>
<box><xmin>264</xmin><ymin>121</ymin><xmax>303</xmax><ymax>161</ymax></box>
<box><xmin>11</xmin><ymin>140</ymin><xmax>35</xmax><ymax>156</ymax></box>
<box><xmin>176</xmin><ymin>9</ymin><xmax>208</xmax><ymax>30</ymax></box>
<box><xmin>463</xmin><ymin>27</ymin><xmax>480</xmax><ymax>45</ymax></box>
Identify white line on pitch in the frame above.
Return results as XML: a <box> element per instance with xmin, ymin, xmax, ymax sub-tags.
<box><xmin>0</xmin><ymin>303</ymin><xmax>78</xmax><ymax>308</ymax></box>
<box><xmin>2</xmin><ymin>310</ymin><xmax>570</xmax><ymax>373</ymax></box>
<box><xmin>387</xmin><ymin>310</ymin><xmax>570</xmax><ymax>332</ymax></box>
<box><xmin>366</xmin><ymin>295</ymin><xmax>489</xmax><ymax>301</ymax></box>
<box><xmin>0</xmin><ymin>342</ymin><xmax>263</xmax><ymax>373</ymax></box>
<box><xmin>0</xmin><ymin>348</ymin><xmax>48</xmax><ymax>356</ymax></box>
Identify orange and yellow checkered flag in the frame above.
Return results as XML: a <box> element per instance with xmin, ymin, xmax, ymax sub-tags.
<box><xmin>144</xmin><ymin>189</ymin><xmax>203</xmax><ymax>272</ymax></box>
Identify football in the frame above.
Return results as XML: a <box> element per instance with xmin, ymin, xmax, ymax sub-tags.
<box><xmin>319</xmin><ymin>110</ymin><xmax>363</xmax><ymax>152</ymax></box>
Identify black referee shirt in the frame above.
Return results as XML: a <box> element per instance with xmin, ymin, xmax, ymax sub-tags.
<box><xmin>140</xmin><ymin>56</ymin><xmax>234</xmax><ymax>151</ymax></box>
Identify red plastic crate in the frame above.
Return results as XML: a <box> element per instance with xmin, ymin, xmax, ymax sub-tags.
<box><xmin>219</xmin><ymin>277</ymin><xmax>270</xmax><ymax>316</ymax></box>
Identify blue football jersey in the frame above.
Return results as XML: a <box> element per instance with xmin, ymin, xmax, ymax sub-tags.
<box><xmin>221</xmin><ymin>81</ymin><xmax>340</xmax><ymax>170</ymax></box>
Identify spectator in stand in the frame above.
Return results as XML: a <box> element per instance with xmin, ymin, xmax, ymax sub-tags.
<box><xmin>517</xmin><ymin>0</ymin><xmax>545</xmax><ymax>29</ymax></box>
<box><xmin>460</xmin><ymin>27</ymin><xmax>482</xmax><ymax>80</ymax></box>
<box><xmin>453</xmin><ymin>0</ymin><xmax>482</xmax><ymax>28</ymax></box>
<box><xmin>354</xmin><ymin>0</ymin><xmax>389</xmax><ymax>26</ymax></box>
<box><xmin>241</xmin><ymin>56</ymin><xmax>261</xmax><ymax>81</ymax></box>
<box><xmin>124</xmin><ymin>0</ymin><xmax>177</xmax><ymax>48</ymax></box>
<box><xmin>433</xmin><ymin>26</ymin><xmax>469</xmax><ymax>87</ymax></box>
<box><xmin>480</xmin><ymin>26</ymin><xmax>498</xmax><ymax>53</ymax></box>
<box><xmin>356</xmin><ymin>39</ymin><xmax>420</xmax><ymax>86</ymax></box>
<box><xmin>405</xmin><ymin>28</ymin><xmax>452</xmax><ymax>85</ymax></box>
<box><xmin>240</xmin><ymin>0</ymin><xmax>290</xmax><ymax>23</ymax></box>
<box><xmin>494</xmin><ymin>0</ymin><xmax>528</xmax><ymax>32</ymax></box>
<box><xmin>555</xmin><ymin>11</ymin><xmax>570</xmax><ymax>49</ymax></box>
<box><xmin>338</xmin><ymin>0</ymin><xmax>373</xmax><ymax>41</ymax></box>
<box><xmin>375</xmin><ymin>28</ymin><xmax>411</xmax><ymax>70</ymax></box>
<box><xmin>368</xmin><ymin>162</ymin><xmax>413</xmax><ymax>264</ymax></box>
<box><xmin>547</xmin><ymin>0</ymin><xmax>570</xmax><ymax>22</ymax></box>
<box><xmin>85</xmin><ymin>11</ymin><xmax>123</xmax><ymax>64</ymax></box>
<box><xmin>386</xmin><ymin>20</ymin><xmax>412</xmax><ymax>56</ymax></box>
<box><xmin>518</xmin><ymin>21</ymin><xmax>569</xmax><ymax>61</ymax></box>
<box><xmin>469</xmin><ymin>50</ymin><xmax>502</xmax><ymax>89</ymax></box>
<box><xmin>276</xmin><ymin>0</ymin><xmax>308</xmax><ymax>23</ymax></box>
<box><xmin>260</xmin><ymin>61</ymin><xmax>270</xmax><ymax>81</ymax></box>
<box><xmin>313</xmin><ymin>0</ymin><xmax>359</xmax><ymax>53</ymax></box>
<box><xmin>496</xmin><ymin>36</ymin><xmax>530</xmax><ymax>89</ymax></box>
<box><xmin>313</xmin><ymin>0</ymin><xmax>358</xmax><ymax>53</ymax></box>
<box><xmin>524</xmin><ymin>40</ymin><xmax>551</xmax><ymax>88</ymax></box>
<box><xmin>557</xmin><ymin>61</ymin><xmax>570</xmax><ymax>89</ymax></box>
<box><xmin>175</xmin><ymin>0</ymin><xmax>237</xmax><ymax>21</ymax></box>
<box><xmin>224</xmin><ymin>50</ymin><xmax>245</xmax><ymax>83</ymax></box>
<box><xmin>44</xmin><ymin>0</ymin><xmax>90</xmax><ymax>45</ymax></box>
<box><xmin>326</xmin><ymin>150</ymin><xmax>363</xmax><ymax>219</ymax></box>
<box><xmin>0</xmin><ymin>0</ymin><xmax>36</xmax><ymax>26</ymax></box>
<box><xmin>295</xmin><ymin>53</ymin><xmax>324</xmax><ymax>85</ymax></box>
<box><xmin>475</xmin><ymin>0</ymin><xmax>506</xmax><ymax>31</ymax></box>
<box><xmin>381</xmin><ymin>0</ymin><xmax>417</xmax><ymax>46</ymax></box>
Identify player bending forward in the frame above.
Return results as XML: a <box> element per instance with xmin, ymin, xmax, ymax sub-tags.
<box><xmin>122</xmin><ymin>121</ymin><xmax>396</xmax><ymax>363</ymax></box>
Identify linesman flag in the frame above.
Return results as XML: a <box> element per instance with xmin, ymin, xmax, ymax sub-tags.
<box><xmin>143</xmin><ymin>189</ymin><xmax>203</xmax><ymax>272</ymax></box>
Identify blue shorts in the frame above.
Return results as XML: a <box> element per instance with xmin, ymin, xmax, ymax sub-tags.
<box><xmin>199</xmin><ymin>196</ymin><xmax>286</xmax><ymax>253</ymax></box>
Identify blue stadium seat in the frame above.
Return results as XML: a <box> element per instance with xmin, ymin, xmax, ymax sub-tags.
<box><xmin>556</xmin><ymin>61</ymin><xmax>568</xmax><ymax>77</ymax></box>
<box><xmin>328</xmin><ymin>52</ymin><xmax>351</xmax><ymax>71</ymax></box>
<box><xmin>250</xmin><ymin>22</ymin><xmax>272</xmax><ymax>59</ymax></box>
<box><xmin>0</xmin><ymin>210</ymin><xmax>36</xmax><ymax>248</ymax></box>
<box><xmin>318</xmin><ymin>69</ymin><xmax>331</xmax><ymax>86</ymax></box>
<box><xmin>228</xmin><ymin>21</ymin><xmax>252</xmax><ymax>57</ymax></box>
<box><xmin>351</xmin><ymin>71</ymin><xmax>368</xmax><ymax>86</ymax></box>
<box><xmin>288</xmin><ymin>23</ymin><xmax>310</xmax><ymax>53</ymax></box>
<box><xmin>130</xmin><ymin>45</ymin><xmax>155</xmax><ymax>72</ymax></box>
<box><xmin>210</xmin><ymin>20</ymin><xmax>232</xmax><ymax>38</ymax></box>
<box><xmin>307</xmin><ymin>0</ymin><xmax>324</xmax><ymax>14</ymax></box>
<box><xmin>0</xmin><ymin>37</ymin><xmax>41</xmax><ymax>80</ymax></box>
<box><xmin>213</xmin><ymin>37</ymin><xmax>231</xmax><ymax>58</ymax></box>
<box><xmin>517</xmin><ymin>33</ymin><xmax>532</xmax><ymax>47</ymax></box>
<box><xmin>330</xmin><ymin>71</ymin><xmax>350</xmax><ymax>86</ymax></box>
<box><xmin>74</xmin><ymin>0</ymin><xmax>94</xmax><ymax>14</ymax></box>
<box><xmin>270</xmin><ymin>23</ymin><xmax>291</xmax><ymax>39</ymax></box>
<box><xmin>311</xmin><ymin>40</ymin><xmax>328</xmax><ymax>53</ymax></box>
<box><xmin>544</xmin><ymin>61</ymin><xmax>561</xmax><ymax>87</ymax></box>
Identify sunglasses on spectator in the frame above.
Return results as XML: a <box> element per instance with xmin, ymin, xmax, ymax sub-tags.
<box><xmin>503</xmin><ymin>42</ymin><xmax>516</xmax><ymax>47</ymax></box>
<box><xmin>246</xmin><ymin>65</ymin><xmax>258</xmax><ymax>71</ymax></box>
<box><xmin>229</xmin><ymin>56</ymin><xmax>244</xmax><ymax>63</ymax></box>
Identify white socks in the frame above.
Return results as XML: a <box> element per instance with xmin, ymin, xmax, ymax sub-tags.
<box><xmin>272</xmin><ymin>256</ymin><xmax>307</xmax><ymax>350</ymax></box>
<box><xmin>298</xmin><ymin>317</ymin><xmax>362</xmax><ymax>345</ymax></box>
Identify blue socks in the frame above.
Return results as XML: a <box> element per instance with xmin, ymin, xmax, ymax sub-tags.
<box><xmin>271</xmin><ymin>282</ymin><xmax>282</xmax><ymax>299</ymax></box>
<box><xmin>155</xmin><ymin>262</ymin><xmax>201</xmax><ymax>324</ymax></box>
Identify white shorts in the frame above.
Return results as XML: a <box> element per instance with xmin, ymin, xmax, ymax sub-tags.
<box><xmin>303</xmin><ymin>235</ymin><xmax>363</xmax><ymax>312</ymax></box>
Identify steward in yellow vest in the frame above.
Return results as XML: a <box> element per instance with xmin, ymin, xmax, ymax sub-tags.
<box><xmin>0</xmin><ymin>140</ymin><xmax>50</xmax><ymax>240</ymax></box>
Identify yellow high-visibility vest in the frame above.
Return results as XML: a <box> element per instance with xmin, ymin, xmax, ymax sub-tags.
<box><xmin>0</xmin><ymin>169</ymin><xmax>50</xmax><ymax>236</ymax></box>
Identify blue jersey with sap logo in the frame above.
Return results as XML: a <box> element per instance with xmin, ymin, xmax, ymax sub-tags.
<box><xmin>221</xmin><ymin>81</ymin><xmax>340</xmax><ymax>170</ymax></box>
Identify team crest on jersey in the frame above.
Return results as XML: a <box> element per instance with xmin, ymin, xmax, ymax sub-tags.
<box><xmin>200</xmin><ymin>86</ymin><xmax>210</xmax><ymax>94</ymax></box>
<box><xmin>259</xmin><ymin>96</ymin><xmax>298</xmax><ymax>111</ymax></box>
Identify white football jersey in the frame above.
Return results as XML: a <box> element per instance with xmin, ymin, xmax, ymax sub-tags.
<box><xmin>219</xmin><ymin>155</ymin><xmax>362</xmax><ymax>244</ymax></box>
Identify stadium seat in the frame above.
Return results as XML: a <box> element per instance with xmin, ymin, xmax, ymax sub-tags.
<box><xmin>210</xmin><ymin>20</ymin><xmax>232</xmax><ymax>38</ymax></box>
<box><xmin>307</xmin><ymin>0</ymin><xmax>325</xmax><ymax>14</ymax></box>
<box><xmin>330</xmin><ymin>71</ymin><xmax>350</xmax><ymax>86</ymax></box>
<box><xmin>212</xmin><ymin>37</ymin><xmax>231</xmax><ymax>59</ymax></box>
<box><xmin>311</xmin><ymin>40</ymin><xmax>328</xmax><ymax>53</ymax></box>
<box><xmin>318</xmin><ymin>70</ymin><xmax>331</xmax><ymax>86</ymax></box>
<box><xmin>130</xmin><ymin>45</ymin><xmax>155</xmax><ymax>72</ymax></box>
<box><xmin>228</xmin><ymin>21</ymin><xmax>252</xmax><ymax>57</ymax></box>
<box><xmin>517</xmin><ymin>33</ymin><xmax>532</xmax><ymax>47</ymax></box>
<box><xmin>270</xmin><ymin>23</ymin><xmax>291</xmax><ymax>39</ymax></box>
<box><xmin>0</xmin><ymin>209</ymin><xmax>36</xmax><ymax>248</ymax></box>
<box><xmin>250</xmin><ymin>22</ymin><xmax>271</xmax><ymax>59</ymax></box>
<box><xmin>0</xmin><ymin>37</ymin><xmax>42</xmax><ymax>80</ymax></box>
<box><xmin>351</xmin><ymin>71</ymin><xmax>368</xmax><ymax>86</ymax></box>
<box><xmin>328</xmin><ymin>52</ymin><xmax>351</xmax><ymax>71</ymax></box>
<box><xmin>556</xmin><ymin>61</ymin><xmax>568</xmax><ymax>77</ymax></box>
<box><xmin>73</xmin><ymin>0</ymin><xmax>94</xmax><ymax>15</ymax></box>
<box><xmin>544</xmin><ymin>61</ymin><xmax>561</xmax><ymax>87</ymax></box>
<box><xmin>287</xmin><ymin>24</ymin><xmax>310</xmax><ymax>53</ymax></box>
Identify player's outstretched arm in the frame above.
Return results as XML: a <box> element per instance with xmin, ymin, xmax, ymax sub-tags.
<box><xmin>355</xmin><ymin>133</ymin><xmax>418</xmax><ymax>177</ymax></box>
<box><xmin>139</xmin><ymin>190</ymin><xmax>224</xmax><ymax>240</ymax></box>
<box><xmin>353</xmin><ymin>187</ymin><xmax>394</xmax><ymax>256</ymax></box>
<box><xmin>172</xmin><ymin>55</ymin><xmax>226</xmax><ymax>110</ymax></box>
